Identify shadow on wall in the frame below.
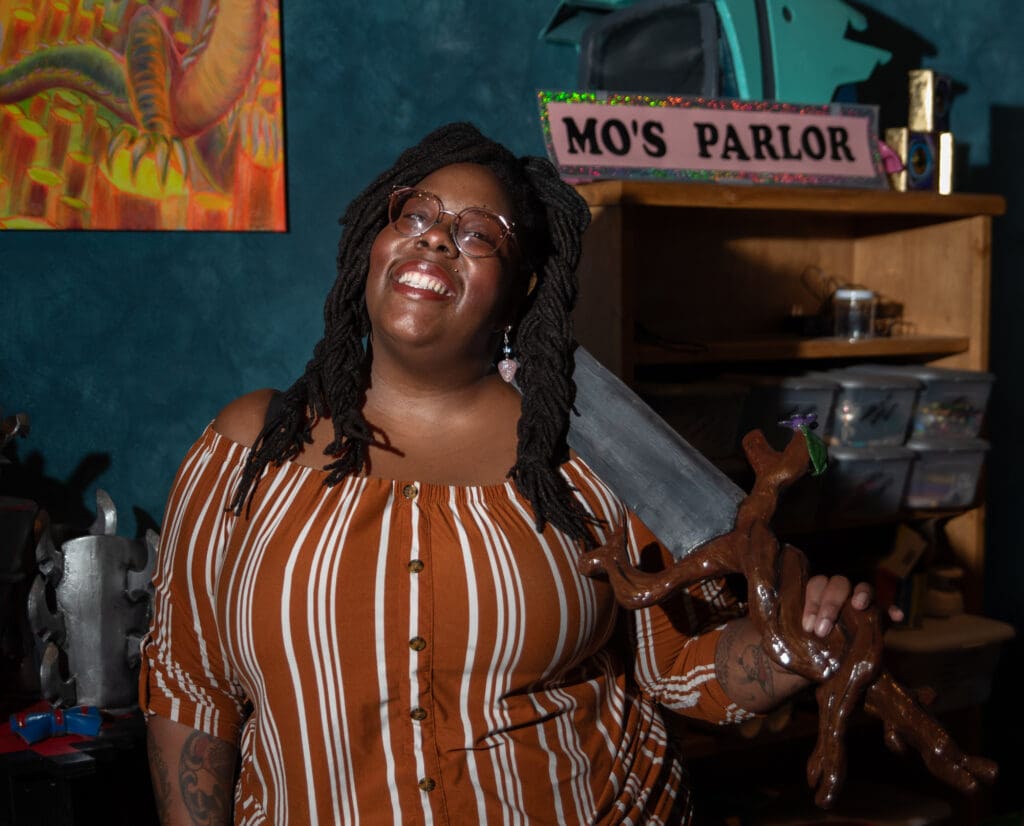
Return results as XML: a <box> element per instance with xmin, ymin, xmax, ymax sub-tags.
<box><xmin>1</xmin><ymin>446</ymin><xmax>109</xmax><ymax>533</ymax></box>
<box><xmin>0</xmin><ymin>445</ymin><xmax>159</xmax><ymax>539</ymax></box>
<box><xmin>839</xmin><ymin>1</ymin><xmax>939</xmax><ymax>130</ymax></box>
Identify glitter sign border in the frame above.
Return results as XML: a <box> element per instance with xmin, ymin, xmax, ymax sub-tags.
<box><xmin>538</xmin><ymin>90</ymin><xmax>888</xmax><ymax>189</ymax></box>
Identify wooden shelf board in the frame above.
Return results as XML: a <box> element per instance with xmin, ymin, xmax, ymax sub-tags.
<box><xmin>575</xmin><ymin>180</ymin><xmax>1006</xmax><ymax>217</ymax></box>
<box><xmin>635</xmin><ymin>335</ymin><xmax>970</xmax><ymax>365</ymax></box>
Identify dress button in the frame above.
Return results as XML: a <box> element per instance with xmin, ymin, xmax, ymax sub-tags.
<box><xmin>410</xmin><ymin>707</ymin><xmax>427</xmax><ymax>721</ymax></box>
<box><xmin>418</xmin><ymin>777</ymin><xmax>436</xmax><ymax>792</ymax></box>
<box><xmin>402</xmin><ymin>484</ymin><xmax>418</xmax><ymax>500</ymax></box>
<box><xmin>408</xmin><ymin>559</ymin><xmax>424</xmax><ymax>574</ymax></box>
<box><xmin>409</xmin><ymin>636</ymin><xmax>426</xmax><ymax>652</ymax></box>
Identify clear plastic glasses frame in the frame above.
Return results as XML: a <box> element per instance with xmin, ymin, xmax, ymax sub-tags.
<box><xmin>387</xmin><ymin>187</ymin><xmax>516</xmax><ymax>258</ymax></box>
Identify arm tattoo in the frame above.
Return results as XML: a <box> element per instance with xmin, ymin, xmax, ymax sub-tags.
<box><xmin>179</xmin><ymin>730</ymin><xmax>235</xmax><ymax>825</ymax></box>
<box><xmin>147</xmin><ymin>732</ymin><xmax>174</xmax><ymax>825</ymax></box>
<box><xmin>715</xmin><ymin>622</ymin><xmax>736</xmax><ymax>689</ymax></box>
<box><xmin>716</xmin><ymin>621</ymin><xmax>776</xmax><ymax>703</ymax></box>
<box><xmin>738</xmin><ymin>642</ymin><xmax>775</xmax><ymax>698</ymax></box>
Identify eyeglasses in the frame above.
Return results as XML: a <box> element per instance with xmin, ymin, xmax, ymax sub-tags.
<box><xmin>387</xmin><ymin>187</ymin><xmax>516</xmax><ymax>258</ymax></box>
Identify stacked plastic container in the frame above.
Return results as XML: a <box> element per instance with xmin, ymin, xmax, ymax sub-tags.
<box><xmin>851</xmin><ymin>365</ymin><xmax>993</xmax><ymax>510</ymax></box>
<box><xmin>728</xmin><ymin>365</ymin><xmax>993</xmax><ymax>525</ymax></box>
<box><xmin>807</xmin><ymin>368</ymin><xmax>921</xmax><ymax>521</ymax></box>
<box><xmin>643</xmin><ymin>366</ymin><xmax>992</xmax><ymax>525</ymax></box>
<box><xmin>735</xmin><ymin>374</ymin><xmax>840</xmax><ymax>452</ymax></box>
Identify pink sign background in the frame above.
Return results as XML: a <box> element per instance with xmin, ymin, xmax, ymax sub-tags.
<box><xmin>539</xmin><ymin>92</ymin><xmax>887</xmax><ymax>188</ymax></box>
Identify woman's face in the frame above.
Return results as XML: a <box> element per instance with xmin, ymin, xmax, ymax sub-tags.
<box><xmin>364</xmin><ymin>163</ymin><xmax>527</xmax><ymax>367</ymax></box>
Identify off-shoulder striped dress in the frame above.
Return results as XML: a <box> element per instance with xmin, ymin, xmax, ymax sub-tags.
<box><xmin>140</xmin><ymin>424</ymin><xmax>752</xmax><ymax>825</ymax></box>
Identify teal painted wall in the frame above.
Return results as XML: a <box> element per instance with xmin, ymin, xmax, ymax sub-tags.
<box><xmin>2</xmin><ymin>0</ymin><xmax>1022</xmax><ymax>811</ymax></box>
<box><xmin>1</xmin><ymin>1</ymin><xmax>577</xmax><ymax>532</ymax></box>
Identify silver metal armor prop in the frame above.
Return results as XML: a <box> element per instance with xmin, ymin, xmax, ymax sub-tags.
<box><xmin>27</xmin><ymin>489</ymin><xmax>158</xmax><ymax>710</ymax></box>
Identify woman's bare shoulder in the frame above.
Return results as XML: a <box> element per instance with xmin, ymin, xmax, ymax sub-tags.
<box><xmin>212</xmin><ymin>388</ymin><xmax>279</xmax><ymax>447</ymax></box>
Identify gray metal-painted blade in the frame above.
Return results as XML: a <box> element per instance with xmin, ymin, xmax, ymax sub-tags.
<box><xmin>568</xmin><ymin>347</ymin><xmax>744</xmax><ymax>559</ymax></box>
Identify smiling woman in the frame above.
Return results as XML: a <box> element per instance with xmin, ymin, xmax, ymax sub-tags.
<box><xmin>139</xmin><ymin>122</ymin><xmax>880</xmax><ymax>825</ymax></box>
<box><xmin>363</xmin><ymin>163</ymin><xmax>528</xmax><ymax>406</ymax></box>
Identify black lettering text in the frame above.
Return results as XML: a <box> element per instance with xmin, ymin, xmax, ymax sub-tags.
<box><xmin>642</xmin><ymin>121</ymin><xmax>667</xmax><ymax>157</ymax></box>
<box><xmin>721</xmin><ymin>125</ymin><xmax>751</xmax><ymax>160</ymax></box>
<box><xmin>750</xmin><ymin>124</ymin><xmax>780</xmax><ymax>160</ymax></box>
<box><xmin>801</xmin><ymin>126</ymin><xmax>826</xmax><ymax>160</ymax></box>
<box><xmin>563</xmin><ymin>117</ymin><xmax>601</xmax><ymax>155</ymax></box>
<box><xmin>695</xmin><ymin>123</ymin><xmax>718</xmax><ymax>158</ymax></box>
<box><xmin>828</xmin><ymin>126</ymin><xmax>854</xmax><ymax>161</ymax></box>
<box><xmin>601</xmin><ymin>119</ymin><xmax>631</xmax><ymax>155</ymax></box>
<box><xmin>779</xmin><ymin>125</ymin><xmax>802</xmax><ymax>159</ymax></box>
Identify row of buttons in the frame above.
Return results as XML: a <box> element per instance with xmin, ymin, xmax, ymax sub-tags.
<box><xmin>402</xmin><ymin>486</ymin><xmax>433</xmax><ymax>794</ymax></box>
<box><xmin>413</xmin><ymin>699</ymin><xmax>432</xmax><ymax>794</ymax></box>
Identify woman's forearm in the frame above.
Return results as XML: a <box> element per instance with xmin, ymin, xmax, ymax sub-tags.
<box><xmin>713</xmin><ymin>617</ymin><xmax>810</xmax><ymax>714</ymax></box>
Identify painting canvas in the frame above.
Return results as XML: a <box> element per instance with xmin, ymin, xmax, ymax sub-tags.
<box><xmin>0</xmin><ymin>0</ymin><xmax>286</xmax><ymax>231</ymax></box>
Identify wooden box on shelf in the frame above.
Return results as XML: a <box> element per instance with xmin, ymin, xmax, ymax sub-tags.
<box><xmin>572</xmin><ymin>180</ymin><xmax>1006</xmax><ymax>611</ymax></box>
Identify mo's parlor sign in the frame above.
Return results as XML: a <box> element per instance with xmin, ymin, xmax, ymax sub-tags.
<box><xmin>538</xmin><ymin>91</ymin><xmax>888</xmax><ymax>189</ymax></box>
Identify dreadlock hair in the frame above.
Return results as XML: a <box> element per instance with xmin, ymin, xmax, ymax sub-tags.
<box><xmin>230</xmin><ymin>121</ymin><xmax>599</xmax><ymax>547</ymax></box>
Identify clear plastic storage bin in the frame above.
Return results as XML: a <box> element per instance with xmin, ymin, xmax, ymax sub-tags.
<box><xmin>904</xmin><ymin>437</ymin><xmax>989</xmax><ymax>509</ymax></box>
<box><xmin>734</xmin><ymin>374</ymin><xmax>838</xmax><ymax>451</ymax></box>
<box><xmin>812</xmin><ymin>369</ymin><xmax>920</xmax><ymax>447</ymax></box>
<box><xmin>853</xmin><ymin>364</ymin><xmax>994</xmax><ymax>438</ymax></box>
<box><xmin>820</xmin><ymin>445</ymin><xmax>915</xmax><ymax>521</ymax></box>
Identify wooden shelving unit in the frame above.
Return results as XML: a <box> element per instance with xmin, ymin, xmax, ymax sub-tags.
<box><xmin>575</xmin><ymin>179</ymin><xmax>1004</xmax><ymax>216</ymax></box>
<box><xmin>634</xmin><ymin>333</ymin><xmax>970</xmax><ymax>365</ymax></box>
<box><xmin>572</xmin><ymin>180</ymin><xmax>1006</xmax><ymax>610</ymax></box>
<box><xmin>573</xmin><ymin>179</ymin><xmax>1007</xmax><ymax>822</ymax></box>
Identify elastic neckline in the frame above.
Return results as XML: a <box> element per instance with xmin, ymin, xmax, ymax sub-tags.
<box><xmin>203</xmin><ymin>422</ymin><xmax>584</xmax><ymax>505</ymax></box>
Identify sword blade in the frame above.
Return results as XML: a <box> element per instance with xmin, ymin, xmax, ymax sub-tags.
<box><xmin>568</xmin><ymin>347</ymin><xmax>744</xmax><ymax>559</ymax></box>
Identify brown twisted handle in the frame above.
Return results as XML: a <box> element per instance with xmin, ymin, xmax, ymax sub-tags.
<box><xmin>578</xmin><ymin>429</ymin><xmax>997</xmax><ymax>808</ymax></box>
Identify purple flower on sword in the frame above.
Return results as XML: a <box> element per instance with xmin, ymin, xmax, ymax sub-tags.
<box><xmin>778</xmin><ymin>412</ymin><xmax>818</xmax><ymax>431</ymax></box>
<box><xmin>777</xmin><ymin>413</ymin><xmax>827</xmax><ymax>476</ymax></box>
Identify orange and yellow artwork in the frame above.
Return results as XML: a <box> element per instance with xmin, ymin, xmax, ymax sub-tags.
<box><xmin>0</xmin><ymin>0</ymin><xmax>286</xmax><ymax>231</ymax></box>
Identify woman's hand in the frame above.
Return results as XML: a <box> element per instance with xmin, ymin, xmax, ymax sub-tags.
<box><xmin>716</xmin><ymin>575</ymin><xmax>904</xmax><ymax>713</ymax></box>
<box><xmin>802</xmin><ymin>575</ymin><xmax>905</xmax><ymax>638</ymax></box>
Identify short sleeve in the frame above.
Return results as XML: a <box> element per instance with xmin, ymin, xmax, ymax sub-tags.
<box><xmin>139</xmin><ymin>425</ymin><xmax>250</xmax><ymax>743</ymax></box>
<box><xmin>624</xmin><ymin>510</ymin><xmax>758</xmax><ymax>725</ymax></box>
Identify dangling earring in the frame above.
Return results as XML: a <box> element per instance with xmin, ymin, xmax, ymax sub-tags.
<box><xmin>498</xmin><ymin>324</ymin><xmax>519</xmax><ymax>383</ymax></box>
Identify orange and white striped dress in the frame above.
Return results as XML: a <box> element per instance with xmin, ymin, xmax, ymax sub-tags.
<box><xmin>140</xmin><ymin>424</ymin><xmax>753</xmax><ymax>825</ymax></box>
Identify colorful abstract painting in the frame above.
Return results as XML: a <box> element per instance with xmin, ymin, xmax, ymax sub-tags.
<box><xmin>0</xmin><ymin>0</ymin><xmax>286</xmax><ymax>231</ymax></box>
